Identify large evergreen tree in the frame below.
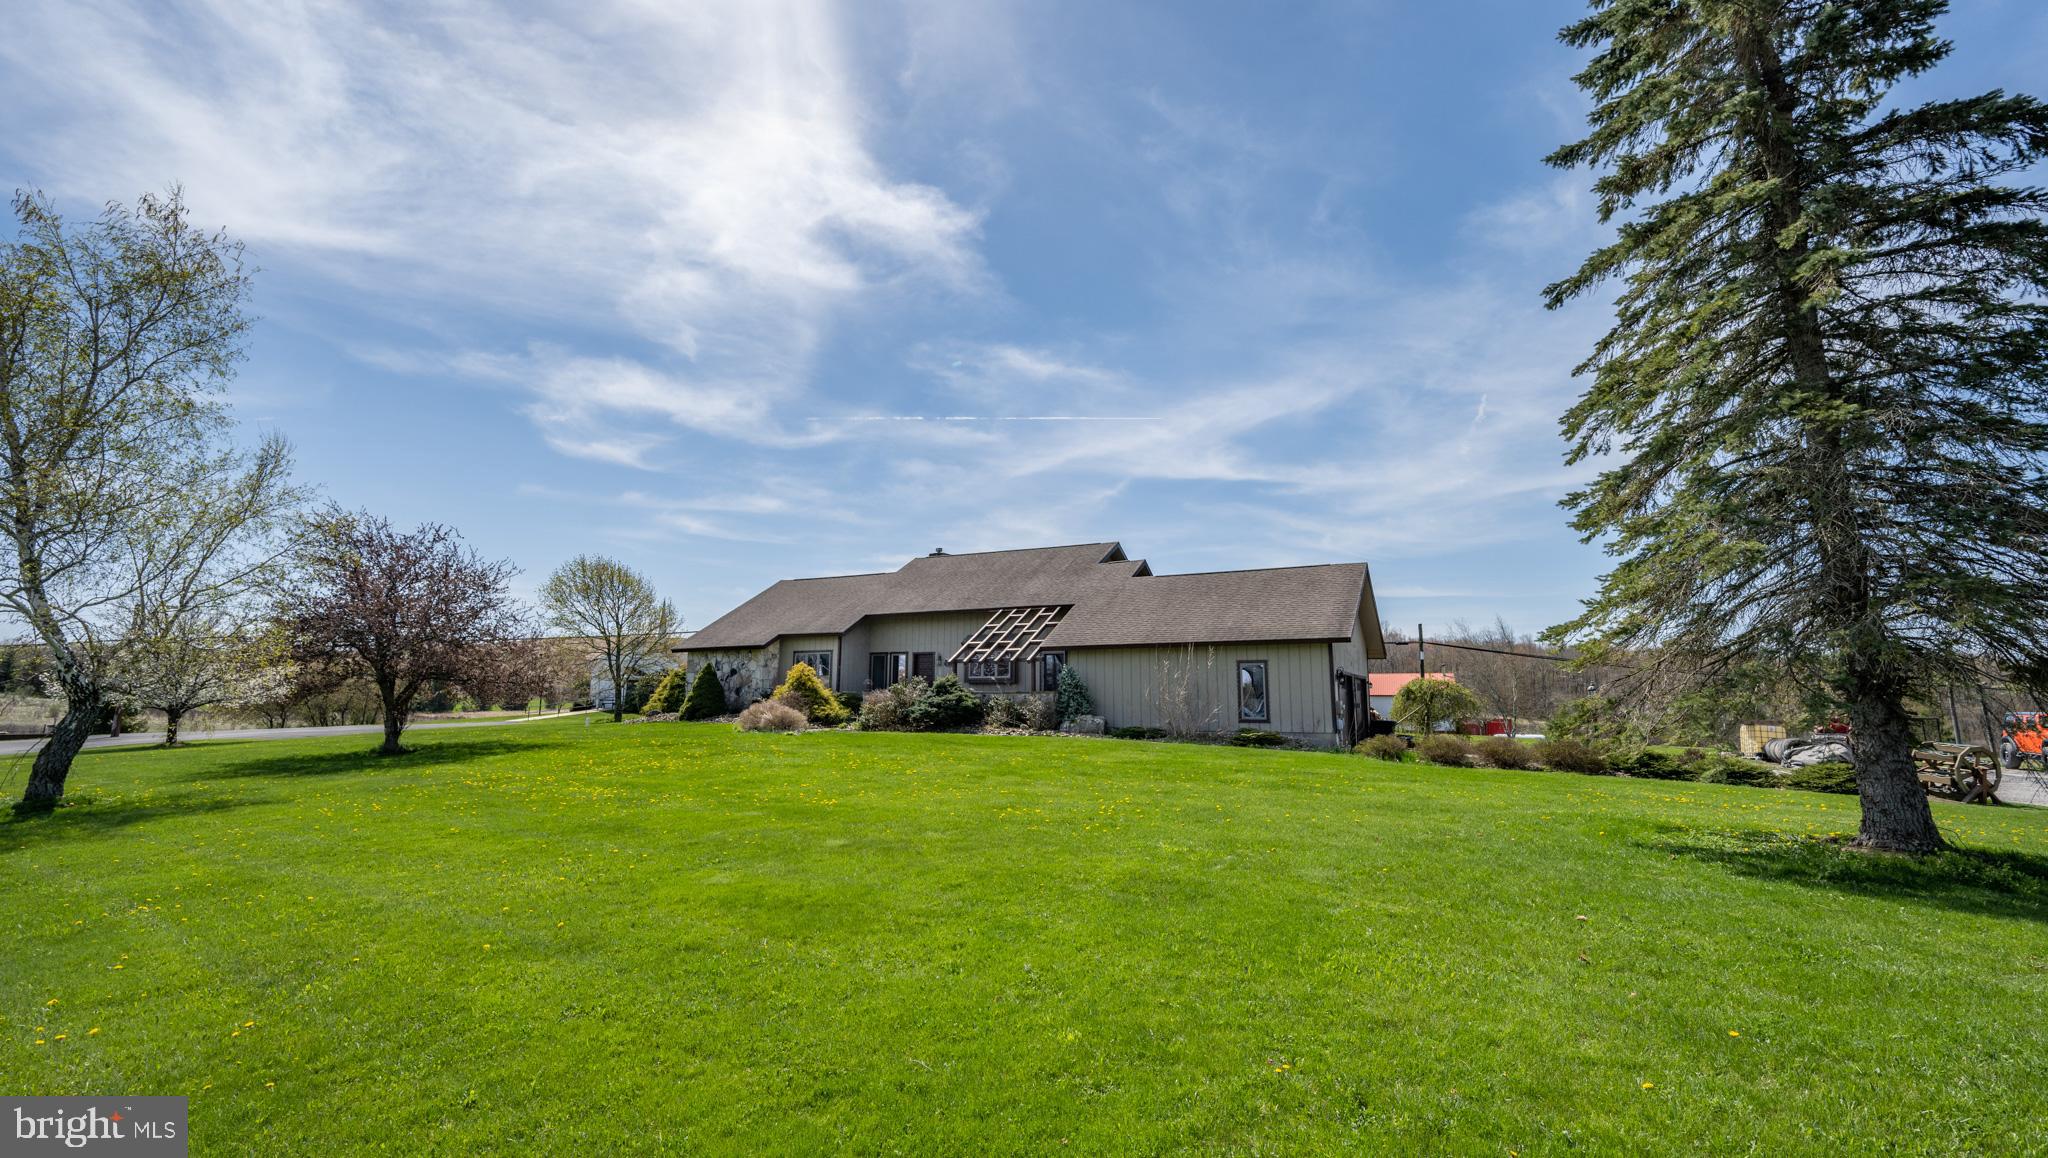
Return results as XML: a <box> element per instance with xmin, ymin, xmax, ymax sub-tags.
<box><xmin>1544</xmin><ymin>0</ymin><xmax>2048</xmax><ymax>853</ymax></box>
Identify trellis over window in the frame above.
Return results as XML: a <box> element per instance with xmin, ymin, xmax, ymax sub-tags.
<box><xmin>947</xmin><ymin>606</ymin><xmax>1066</xmax><ymax>681</ymax></box>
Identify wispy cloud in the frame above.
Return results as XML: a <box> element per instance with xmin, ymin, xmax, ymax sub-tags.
<box><xmin>0</xmin><ymin>0</ymin><xmax>984</xmax><ymax>460</ymax></box>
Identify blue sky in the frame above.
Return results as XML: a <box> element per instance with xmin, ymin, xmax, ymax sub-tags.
<box><xmin>5</xmin><ymin>1</ymin><xmax>2044</xmax><ymax>636</ymax></box>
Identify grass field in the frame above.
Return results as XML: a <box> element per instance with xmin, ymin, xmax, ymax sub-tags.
<box><xmin>5</xmin><ymin>720</ymin><xmax>2047</xmax><ymax>1154</ymax></box>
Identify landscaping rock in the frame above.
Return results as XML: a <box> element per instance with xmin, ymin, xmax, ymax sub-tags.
<box><xmin>1060</xmin><ymin>714</ymin><xmax>1105</xmax><ymax>735</ymax></box>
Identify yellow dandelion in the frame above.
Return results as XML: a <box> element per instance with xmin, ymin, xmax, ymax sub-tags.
<box><xmin>1728</xmin><ymin>1030</ymin><xmax>1740</xmax><ymax>1037</ymax></box>
<box><xmin>88</xmin><ymin>1028</ymin><xmax>100</xmax><ymax>1036</ymax></box>
<box><xmin>243</xmin><ymin>1021</ymin><xmax>254</xmax><ymax>1028</ymax></box>
<box><xmin>1641</xmin><ymin>1081</ymin><xmax>1654</xmax><ymax>1090</ymax></box>
<box><xmin>45</xmin><ymin>998</ymin><xmax>59</xmax><ymax>1006</ymax></box>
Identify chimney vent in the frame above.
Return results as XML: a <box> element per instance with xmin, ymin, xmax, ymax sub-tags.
<box><xmin>929</xmin><ymin>547</ymin><xmax>947</xmax><ymax>556</ymax></box>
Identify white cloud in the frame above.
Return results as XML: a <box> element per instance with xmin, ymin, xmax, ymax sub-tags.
<box><xmin>0</xmin><ymin>0</ymin><xmax>984</xmax><ymax>459</ymax></box>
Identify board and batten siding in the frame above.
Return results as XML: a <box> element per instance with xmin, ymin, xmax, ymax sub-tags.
<box><xmin>1064</xmin><ymin>642</ymin><xmax>1334</xmax><ymax>742</ymax></box>
<box><xmin>778</xmin><ymin>635</ymin><xmax>841</xmax><ymax>689</ymax></box>
<box><xmin>864</xmin><ymin>611</ymin><xmax>994</xmax><ymax>657</ymax></box>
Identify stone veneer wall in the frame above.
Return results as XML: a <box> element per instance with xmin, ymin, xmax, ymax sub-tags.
<box><xmin>686</xmin><ymin>647</ymin><xmax>780</xmax><ymax>709</ymax></box>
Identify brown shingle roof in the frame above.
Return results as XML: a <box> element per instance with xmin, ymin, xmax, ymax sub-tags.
<box><xmin>679</xmin><ymin>542</ymin><xmax>1375</xmax><ymax>651</ymax></box>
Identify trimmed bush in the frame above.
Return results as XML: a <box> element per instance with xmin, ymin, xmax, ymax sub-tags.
<box><xmin>1055</xmin><ymin>666</ymin><xmax>1094</xmax><ymax>724</ymax></box>
<box><xmin>1693</xmin><ymin>754</ymin><xmax>1780</xmax><ymax>787</ymax></box>
<box><xmin>735</xmin><ymin>700</ymin><xmax>806</xmax><ymax>732</ymax></box>
<box><xmin>1414</xmin><ymin>734</ymin><xmax>1475</xmax><ymax>767</ymax></box>
<box><xmin>1109</xmin><ymin>725</ymin><xmax>1169</xmax><ymax>740</ymax></box>
<box><xmin>906</xmin><ymin>674</ymin><xmax>985</xmax><ymax>731</ymax></box>
<box><xmin>1608</xmin><ymin>749</ymin><xmax>1690</xmax><ymax>780</ymax></box>
<box><xmin>1475</xmin><ymin>737</ymin><xmax>1537</xmax><ymax>770</ymax></box>
<box><xmin>1535</xmin><ymin>739</ymin><xmax>1607</xmax><ymax>775</ymax></box>
<box><xmin>834</xmin><ymin>690</ymin><xmax>863</xmax><ymax>716</ymax></box>
<box><xmin>1355</xmin><ymin>734</ymin><xmax>1410</xmax><ymax>762</ymax></box>
<box><xmin>770</xmin><ymin>662</ymin><xmax>848</xmax><ymax>725</ymax></box>
<box><xmin>1784</xmin><ymin>761</ymin><xmax>1858</xmax><ymax>795</ymax></box>
<box><xmin>681</xmin><ymin>665</ymin><xmax>729</xmax><ymax>720</ymax></box>
<box><xmin>1229</xmin><ymin>729</ymin><xmax>1288</xmax><ymax>748</ymax></box>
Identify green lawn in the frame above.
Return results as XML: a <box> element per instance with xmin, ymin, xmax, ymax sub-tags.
<box><xmin>5</xmin><ymin>721</ymin><xmax>2046</xmax><ymax>1154</ymax></box>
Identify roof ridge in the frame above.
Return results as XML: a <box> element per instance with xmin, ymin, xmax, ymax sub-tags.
<box><xmin>1149</xmin><ymin>561</ymin><xmax>1364</xmax><ymax>578</ymax></box>
<box><xmin>899</xmin><ymin>540</ymin><xmax>1120</xmax><ymax>562</ymax></box>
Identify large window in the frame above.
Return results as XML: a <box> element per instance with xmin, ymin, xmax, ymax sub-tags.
<box><xmin>792</xmin><ymin>649</ymin><xmax>832</xmax><ymax>686</ymax></box>
<box><xmin>1238</xmin><ymin>660</ymin><xmax>1269</xmax><ymax>723</ymax></box>
<box><xmin>964</xmin><ymin>659</ymin><xmax>1014</xmax><ymax>684</ymax></box>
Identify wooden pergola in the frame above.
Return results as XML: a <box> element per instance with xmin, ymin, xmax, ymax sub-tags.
<box><xmin>947</xmin><ymin>605</ymin><xmax>1067</xmax><ymax>667</ymax></box>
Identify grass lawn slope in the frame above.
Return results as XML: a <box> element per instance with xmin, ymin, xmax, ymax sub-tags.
<box><xmin>5</xmin><ymin>720</ymin><xmax>2046</xmax><ymax>1153</ymax></box>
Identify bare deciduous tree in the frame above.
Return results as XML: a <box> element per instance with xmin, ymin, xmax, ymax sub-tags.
<box><xmin>538</xmin><ymin>555</ymin><xmax>678</xmax><ymax>723</ymax></box>
<box><xmin>280</xmin><ymin>511</ymin><xmax>525</xmax><ymax>754</ymax></box>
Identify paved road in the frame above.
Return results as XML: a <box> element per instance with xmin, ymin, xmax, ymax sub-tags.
<box><xmin>0</xmin><ymin>711</ymin><xmax>597</xmax><ymax>758</ymax></box>
<box><xmin>1997</xmin><ymin>765</ymin><xmax>2048</xmax><ymax>808</ymax></box>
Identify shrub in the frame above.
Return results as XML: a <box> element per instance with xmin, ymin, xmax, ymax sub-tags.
<box><xmin>1608</xmin><ymin>749</ymin><xmax>1690</xmax><ymax>780</ymax></box>
<box><xmin>985</xmin><ymin>696</ymin><xmax>1027</xmax><ymax>729</ymax></box>
<box><xmin>1055</xmin><ymin>665</ymin><xmax>1094</xmax><ymax>723</ymax></box>
<box><xmin>770</xmin><ymin>662</ymin><xmax>848</xmax><ymax>725</ymax></box>
<box><xmin>859</xmin><ymin>677</ymin><xmax>928</xmax><ymax>731</ymax></box>
<box><xmin>1693</xmin><ymin>753</ymin><xmax>1780</xmax><ymax>787</ymax></box>
<box><xmin>1355</xmin><ymin>734</ymin><xmax>1410</xmax><ymax>762</ymax></box>
<box><xmin>639</xmin><ymin>668</ymin><xmax>689</xmax><ymax>715</ymax></box>
<box><xmin>1475</xmin><ymin>737</ymin><xmax>1536</xmax><ymax>770</ymax></box>
<box><xmin>1391</xmin><ymin>679</ymin><xmax>1489</xmax><ymax>734</ymax></box>
<box><xmin>1229</xmin><ymin>729</ymin><xmax>1288</xmax><ymax>747</ymax></box>
<box><xmin>834</xmin><ymin>690</ymin><xmax>863</xmax><ymax>716</ymax></box>
<box><xmin>1535</xmin><ymin>738</ymin><xmax>1608</xmax><ymax>775</ymax></box>
<box><xmin>735</xmin><ymin>700</ymin><xmax>805</xmax><ymax>732</ymax></box>
<box><xmin>1109</xmin><ymin>725</ymin><xmax>1168</xmax><ymax>740</ymax></box>
<box><xmin>681</xmin><ymin>665</ymin><xmax>729</xmax><ymax>720</ymax></box>
<box><xmin>857</xmin><ymin>689</ymin><xmax>904</xmax><ymax>731</ymax></box>
<box><xmin>906</xmin><ymin>675</ymin><xmax>985</xmax><ymax>731</ymax></box>
<box><xmin>1414</xmin><ymin>734</ymin><xmax>1475</xmax><ymax>767</ymax></box>
<box><xmin>1784</xmin><ymin>761</ymin><xmax>1858</xmax><ymax>795</ymax></box>
<box><xmin>1020</xmin><ymin>695</ymin><xmax>1059</xmax><ymax>732</ymax></box>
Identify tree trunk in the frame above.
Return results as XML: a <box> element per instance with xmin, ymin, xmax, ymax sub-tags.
<box><xmin>164</xmin><ymin>708</ymin><xmax>183</xmax><ymax>747</ymax></box>
<box><xmin>610</xmin><ymin>654</ymin><xmax>626</xmax><ymax>722</ymax></box>
<box><xmin>1848</xmin><ymin>671</ymin><xmax>1945</xmax><ymax>855</ymax></box>
<box><xmin>378</xmin><ymin>680</ymin><xmax>408</xmax><ymax>755</ymax></box>
<box><xmin>18</xmin><ymin>700</ymin><xmax>97</xmax><ymax>813</ymax></box>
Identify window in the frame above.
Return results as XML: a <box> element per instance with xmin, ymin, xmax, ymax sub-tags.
<box><xmin>869</xmin><ymin>652</ymin><xmax>909</xmax><ymax>689</ymax></box>
<box><xmin>1238</xmin><ymin>660</ymin><xmax>1269</xmax><ymax>723</ymax></box>
<box><xmin>792</xmin><ymin>650</ymin><xmax>832</xmax><ymax>687</ymax></box>
<box><xmin>964</xmin><ymin>659</ymin><xmax>1014</xmax><ymax>684</ymax></box>
<box><xmin>1040</xmin><ymin>651</ymin><xmax>1065</xmax><ymax>692</ymax></box>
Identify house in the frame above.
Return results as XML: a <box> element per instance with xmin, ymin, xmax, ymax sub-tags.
<box><xmin>675</xmin><ymin>542</ymin><xmax>1387</xmax><ymax>747</ymax></box>
<box><xmin>589</xmin><ymin>651</ymin><xmax>680</xmax><ymax>712</ymax></box>
<box><xmin>1366</xmin><ymin>672</ymin><xmax>1456</xmax><ymax>720</ymax></box>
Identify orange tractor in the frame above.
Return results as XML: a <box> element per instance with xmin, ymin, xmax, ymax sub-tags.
<box><xmin>1999</xmin><ymin>711</ymin><xmax>2047</xmax><ymax>770</ymax></box>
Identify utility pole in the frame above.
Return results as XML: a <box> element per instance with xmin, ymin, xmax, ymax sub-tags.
<box><xmin>1417</xmin><ymin>623</ymin><xmax>1426</xmax><ymax>681</ymax></box>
